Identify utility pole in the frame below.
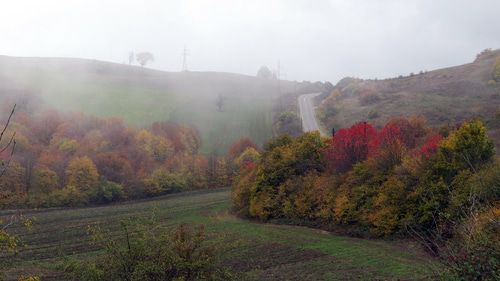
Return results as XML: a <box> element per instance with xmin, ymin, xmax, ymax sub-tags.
<box><xmin>277</xmin><ymin>60</ymin><xmax>281</xmax><ymax>96</ymax></box>
<box><xmin>182</xmin><ymin>46</ymin><xmax>188</xmax><ymax>72</ymax></box>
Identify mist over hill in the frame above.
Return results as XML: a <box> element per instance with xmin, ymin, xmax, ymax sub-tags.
<box><xmin>0</xmin><ymin>56</ymin><xmax>321</xmax><ymax>154</ymax></box>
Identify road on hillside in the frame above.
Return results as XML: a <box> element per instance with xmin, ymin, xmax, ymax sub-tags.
<box><xmin>298</xmin><ymin>93</ymin><xmax>323</xmax><ymax>133</ymax></box>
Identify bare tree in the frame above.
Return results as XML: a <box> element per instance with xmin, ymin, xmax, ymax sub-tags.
<box><xmin>216</xmin><ymin>94</ymin><xmax>225</xmax><ymax>112</ymax></box>
<box><xmin>136</xmin><ymin>52</ymin><xmax>154</xmax><ymax>67</ymax></box>
<box><xmin>256</xmin><ymin>66</ymin><xmax>273</xmax><ymax>79</ymax></box>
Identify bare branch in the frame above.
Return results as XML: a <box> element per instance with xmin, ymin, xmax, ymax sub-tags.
<box><xmin>0</xmin><ymin>104</ymin><xmax>16</xmax><ymax>144</ymax></box>
<box><xmin>0</xmin><ymin>131</ymin><xmax>16</xmax><ymax>153</ymax></box>
<box><xmin>0</xmin><ymin>104</ymin><xmax>16</xmax><ymax>178</ymax></box>
<box><xmin>0</xmin><ymin>142</ymin><xmax>16</xmax><ymax>177</ymax></box>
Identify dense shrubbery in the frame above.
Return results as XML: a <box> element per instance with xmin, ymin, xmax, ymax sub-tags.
<box><xmin>273</xmin><ymin>111</ymin><xmax>302</xmax><ymax>137</ymax></box>
<box><xmin>231</xmin><ymin>118</ymin><xmax>499</xmax><ymax>278</ymax></box>
<box><xmin>232</xmin><ymin>132</ymin><xmax>327</xmax><ymax>219</ymax></box>
<box><xmin>64</xmin><ymin>219</ymin><xmax>232</xmax><ymax>280</ymax></box>
<box><xmin>0</xmin><ymin>109</ymin><xmax>231</xmax><ymax>208</ymax></box>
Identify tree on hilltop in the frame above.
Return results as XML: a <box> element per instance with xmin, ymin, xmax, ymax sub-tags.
<box><xmin>136</xmin><ymin>52</ymin><xmax>154</xmax><ymax>67</ymax></box>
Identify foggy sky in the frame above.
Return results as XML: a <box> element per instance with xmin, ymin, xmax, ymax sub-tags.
<box><xmin>1</xmin><ymin>0</ymin><xmax>500</xmax><ymax>82</ymax></box>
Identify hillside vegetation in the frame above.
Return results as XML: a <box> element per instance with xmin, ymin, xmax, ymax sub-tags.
<box><xmin>0</xmin><ymin>56</ymin><xmax>317</xmax><ymax>154</ymax></box>
<box><xmin>317</xmin><ymin>49</ymin><xmax>500</xmax><ymax>145</ymax></box>
<box><xmin>231</xmin><ymin>119</ymin><xmax>499</xmax><ymax>279</ymax></box>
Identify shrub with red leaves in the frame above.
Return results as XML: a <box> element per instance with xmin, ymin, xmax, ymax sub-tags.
<box><xmin>420</xmin><ymin>134</ymin><xmax>443</xmax><ymax>158</ymax></box>
<box><xmin>228</xmin><ymin>138</ymin><xmax>258</xmax><ymax>159</ymax></box>
<box><xmin>326</xmin><ymin>122</ymin><xmax>378</xmax><ymax>172</ymax></box>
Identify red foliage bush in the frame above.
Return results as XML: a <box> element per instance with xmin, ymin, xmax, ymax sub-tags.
<box><xmin>326</xmin><ymin>122</ymin><xmax>378</xmax><ymax>172</ymax></box>
<box><xmin>420</xmin><ymin>134</ymin><xmax>443</xmax><ymax>158</ymax></box>
<box><xmin>228</xmin><ymin>138</ymin><xmax>258</xmax><ymax>159</ymax></box>
<box><xmin>327</xmin><ymin>118</ymin><xmax>433</xmax><ymax>172</ymax></box>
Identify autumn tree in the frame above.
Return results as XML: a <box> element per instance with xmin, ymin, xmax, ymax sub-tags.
<box><xmin>32</xmin><ymin>166</ymin><xmax>59</xmax><ymax>193</ymax></box>
<box><xmin>372</xmin><ymin>117</ymin><xmax>425</xmax><ymax>172</ymax></box>
<box><xmin>242</xmin><ymin>132</ymin><xmax>326</xmax><ymax>220</ymax></box>
<box><xmin>94</xmin><ymin>152</ymin><xmax>133</xmax><ymax>184</ymax></box>
<box><xmin>135</xmin><ymin>129</ymin><xmax>174</xmax><ymax>162</ymax></box>
<box><xmin>228</xmin><ymin>138</ymin><xmax>258</xmax><ymax>160</ymax></box>
<box><xmin>143</xmin><ymin>168</ymin><xmax>187</xmax><ymax>196</ymax></box>
<box><xmin>30</xmin><ymin>110</ymin><xmax>61</xmax><ymax>146</ymax></box>
<box><xmin>234</xmin><ymin>147</ymin><xmax>260</xmax><ymax>171</ymax></box>
<box><xmin>65</xmin><ymin>156</ymin><xmax>99</xmax><ymax>192</ymax></box>
<box><xmin>434</xmin><ymin>119</ymin><xmax>495</xmax><ymax>180</ymax></box>
<box><xmin>0</xmin><ymin>162</ymin><xmax>25</xmax><ymax>195</ymax></box>
<box><xmin>420</xmin><ymin>134</ymin><xmax>443</xmax><ymax>158</ymax></box>
<box><xmin>326</xmin><ymin>122</ymin><xmax>378</xmax><ymax>172</ymax></box>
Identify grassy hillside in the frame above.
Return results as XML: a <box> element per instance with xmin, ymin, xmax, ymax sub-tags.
<box><xmin>2</xmin><ymin>189</ymin><xmax>439</xmax><ymax>280</ymax></box>
<box><xmin>317</xmin><ymin>49</ymin><xmax>500</xmax><ymax>142</ymax></box>
<box><xmin>0</xmin><ymin>56</ymin><xmax>308</xmax><ymax>154</ymax></box>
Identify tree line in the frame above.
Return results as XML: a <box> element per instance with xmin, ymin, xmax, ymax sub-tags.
<box><xmin>0</xmin><ymin>108</ymin><xmax>231</xmax><ymax>208</ymax></box>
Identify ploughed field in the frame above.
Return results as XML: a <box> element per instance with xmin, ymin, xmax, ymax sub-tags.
<box><xmin>1</xmin><ymin>189</ymin><xmax>439</xmax><ymax>280</ymax></box>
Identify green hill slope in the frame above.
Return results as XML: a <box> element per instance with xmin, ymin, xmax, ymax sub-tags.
<box><xmin>0</xmin><ymin>56</ymin><xmax>308</xmax><ymax>154</ymax></box>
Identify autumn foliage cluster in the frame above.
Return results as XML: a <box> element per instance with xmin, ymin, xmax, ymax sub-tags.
<box><xmin>0</xmin><ymin>109</ymin><xmax>230</xmax><ymax>208</ymax></box>
<box><xmin>231</xmin><ymin>117</ymin><xmax>499</xmax><ymax>278</ymax></box>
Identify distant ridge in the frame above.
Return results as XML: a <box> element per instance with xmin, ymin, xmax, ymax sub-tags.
<box><xmin>317</xmin><ymin>48</ymin><xmax>500</xmax><ymax>147</ymax></box>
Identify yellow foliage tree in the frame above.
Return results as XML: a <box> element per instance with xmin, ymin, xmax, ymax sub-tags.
<box><xmin>0</xmin><ymin>162</ymin><xmax>26</xmax><ymax>194</ymax></box>
<box><xmin>234</xmin><ymin>147</ymin><xmax>260</xmax><ymax>170</ymax></box>
<box><xmin>65</xmin><ymin>156</ymin><xmax>99</xmax><ymax>192</ymax></box>
<box><xmin>136</xmin><ymin>129</ymin><xmax>174</xmax><ymax>162</ymax></box>
<box><xmin>33</xmin><ymin>166</ymin><xmax>59</xmax><ymax>193</ymax></box>
<box><xmin>370</xmin><ymin>176</ymin><xmax>407</xmax><ymax>236</ymax></box>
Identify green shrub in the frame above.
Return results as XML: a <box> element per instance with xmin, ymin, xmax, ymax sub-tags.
<box><xmin>274</xmin><ymin>111</ymin><xmax>302</xmax><ymax>136</ymax></box>
<box><xmin>143</xmin><ymin>168</ymin><xmax>188</xmax><ymax>196</ymax></box>
<box><xmin>434</xmin><ymin>119</ymin><xmax>495</xmax><ymax>180</ymax></box>
<box><xmin>49</xmin><ymin>186</ymin><xmax>89</xmax><ymax>207</ymax></box>
<box><xmin>65</xmin><ymin>220</ymin><xmax>232</xmax><ymax>281</ymax></box>
<box><xmin>91</xmin><ymin>180</ymin><xmax>125</xmax><ymax>203</ymax></box>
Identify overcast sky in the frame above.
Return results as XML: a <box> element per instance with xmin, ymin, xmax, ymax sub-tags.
<box><xmin>1</xmin><ymin>0</ymin><xmax>499</xmax><ymax>82</ymax></box>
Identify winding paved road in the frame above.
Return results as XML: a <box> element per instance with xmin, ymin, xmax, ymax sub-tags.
<box><xmin>298</xmin><ymin>93</ymin><xmax>323</xmax><ymax>134</ymax></box>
